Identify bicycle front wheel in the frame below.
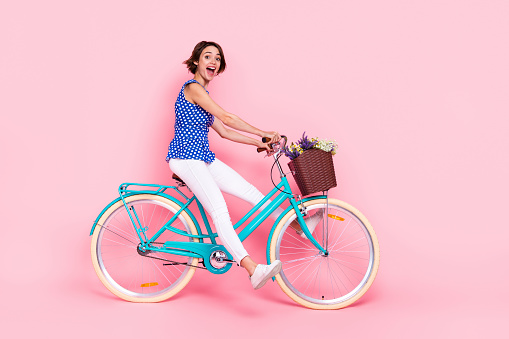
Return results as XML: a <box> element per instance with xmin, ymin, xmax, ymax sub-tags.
<box><xmin>269</xmin><ymin>198</ymin><xmax>380</xmax><ymax>309</ymax></box>
<box><xmin>91</xmin><ymin>194</ymin><xmax>200</xmax><ymax>302</ymax></box>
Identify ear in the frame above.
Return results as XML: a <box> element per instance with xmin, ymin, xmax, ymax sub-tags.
<box><xmin>193</xmin><ymin>61</ymin><xmax>198</xmax><ymax>66</ymax></box>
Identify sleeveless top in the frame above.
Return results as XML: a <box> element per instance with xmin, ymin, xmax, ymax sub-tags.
<box><xmin>165</xmin><ymin>79</ymin><xmax>216</xmax><ymax>163</ymax></box>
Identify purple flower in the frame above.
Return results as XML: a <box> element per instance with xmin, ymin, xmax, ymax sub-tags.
<box><xmin>283</xmin><ymin>146</ymin><xmax>301</xmax><ymax>160</ymax></box>
<box><xmin>297</xmin><ymin>132</ymin><xmax>317</xmax><ymax>151</ymax></box>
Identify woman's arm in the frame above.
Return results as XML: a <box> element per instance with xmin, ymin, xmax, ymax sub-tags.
<box><xmin>211</xmin><ymin>119</ymin><xmax>271</xmax><ymax>150</ymax></box>
<box><xmin>185</xmin><ymin>83</ymin><xmax>279</xmax><ymax>142</ymax></box>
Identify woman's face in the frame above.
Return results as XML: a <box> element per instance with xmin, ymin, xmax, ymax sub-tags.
<box><xmin>194</xmin><ymin>45</ymin><xmax>222</xmax><ymax>82</ymax></box>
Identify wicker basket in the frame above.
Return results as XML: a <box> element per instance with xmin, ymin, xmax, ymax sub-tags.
<box><xmin>288</xmin><ymin>148</ymin><xmax>337</xmax><ymax>196</ymax></box>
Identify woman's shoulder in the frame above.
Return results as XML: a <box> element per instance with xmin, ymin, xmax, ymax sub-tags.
<box><xmin>182</xmin><ymin>79</ymin><xmax>208</xmax><ymax>93</ymax></box>
<box><xmin>183</xmin><ymin>79</ymin><xmax>198</xmax><ymax>86</ymax></box>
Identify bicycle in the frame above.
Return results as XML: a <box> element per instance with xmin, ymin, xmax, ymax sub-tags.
<box><xmin>89</xmin><ymin>137</ymin><xmax>380</xmax><ymax>309</ymax></box>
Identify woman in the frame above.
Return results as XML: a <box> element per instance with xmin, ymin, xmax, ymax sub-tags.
<box><xmin>166</xmin><ymin>41</ymin><xmax>320</xmax><ymax>290</ymax></box>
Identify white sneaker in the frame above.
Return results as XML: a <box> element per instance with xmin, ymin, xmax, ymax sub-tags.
<box><xmin>298</xmin><ymin>212</ymin><xmax>324</xmax><ymax>239</ymax></box>
<box><xmin>249</xmin><ymin>260</ymin><xmax>282</xmax><ymax>290</ymax></box>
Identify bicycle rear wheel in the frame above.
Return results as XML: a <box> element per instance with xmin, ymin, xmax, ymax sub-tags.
<box><xmin>269</xmin><ymin>198</ymin><xmax>380</xmax><ymax>309</ymax></box>
<box><xmin>91</xmin><ymin>194</ymin><xmax>199</xmax><ymax>302</ymax></box>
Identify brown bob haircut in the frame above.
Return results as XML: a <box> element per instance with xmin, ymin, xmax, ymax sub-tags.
<box><xmin>183</xmin><ymin>41</ymin><xmax>227</xmax><ymax>74</ymax></box>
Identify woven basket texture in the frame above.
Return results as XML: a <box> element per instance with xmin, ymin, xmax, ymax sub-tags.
<box><xmin>287</xmin><ymin>148</ymin><xmax>337</xmax><ymax>196</ymax></box>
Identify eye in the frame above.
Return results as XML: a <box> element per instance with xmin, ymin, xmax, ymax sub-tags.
<box><xmin>216</xmin><ymin>58</ymin><xmax>221</xmax><ymax>62</ymax></box>
<box><xmin>205</xmin><ymin>55</ymin><xmax>209</xmax><ymax>59</ymax></box>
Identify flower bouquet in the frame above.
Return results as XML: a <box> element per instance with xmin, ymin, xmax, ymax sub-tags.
<box><xmin>283</xmin><ymin>133</ymin><xmax>338</xmax><ymax>196</ymax></box>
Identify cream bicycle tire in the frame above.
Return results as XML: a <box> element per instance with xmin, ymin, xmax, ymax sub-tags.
<box><xmin>91</xmin><ymin>194</ymin><xmax>199</xmax><ymax>302</ymax></box>
<box><xmin>269</xmin><ymin>198</ymin><xmax>380</xmax><ymax>309</ymax></box>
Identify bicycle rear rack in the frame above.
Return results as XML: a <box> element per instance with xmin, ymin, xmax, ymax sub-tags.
<box><xmin>119</xmin><ymin>182</ymin><xmax>189</xmax><ymax>200</ymax></box>
<box><xmin>117</xmin><ymin>182</ymin><xmax>191</xmax><ymax>244</ymax></box>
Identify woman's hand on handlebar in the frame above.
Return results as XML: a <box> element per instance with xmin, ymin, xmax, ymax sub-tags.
<box><xmin>257</xmin><ymin>139</ymin><xmax>272</xmax><ymax>152</ymax></box>
<box><xmin>257</xmin><ymin>131</ymin><xmax>285</xmax><ymax>153</ymax></box>
<box><xmin>263</xmin><ymin>131</ymin><xmax>281</xmax><ymax>144</ymax></box>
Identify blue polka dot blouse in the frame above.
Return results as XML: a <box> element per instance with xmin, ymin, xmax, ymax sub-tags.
<box><xmin>166</xmin><ymin>79</ymin><xmax>216</xmax><ymax>163</ymax></box>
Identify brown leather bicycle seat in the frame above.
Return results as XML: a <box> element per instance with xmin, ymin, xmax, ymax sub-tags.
<box><xmin>172</xmin><ymin>173</ymin><xmax>186</xmax><ymax>186</ymax></box>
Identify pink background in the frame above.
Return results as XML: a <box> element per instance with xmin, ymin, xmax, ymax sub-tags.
<box><xmin>1</xmin><ymin>0</ymin><xmax>508</xmax><ymax>337</ymax></box>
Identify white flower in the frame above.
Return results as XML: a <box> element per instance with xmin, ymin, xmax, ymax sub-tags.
<box><xmin>314</xmin><ymin>139</ymin><xmax>337</xmax><ymax>153</ymax></box>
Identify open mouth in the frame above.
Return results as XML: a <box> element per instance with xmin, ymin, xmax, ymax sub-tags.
<box><xmin>206</xmin><ymin>67</ymin><xmax>215</xmax><ymax>76</ymax></box>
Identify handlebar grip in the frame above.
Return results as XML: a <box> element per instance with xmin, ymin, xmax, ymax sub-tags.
<box><xmin>257</xmin><ymin>137</ymin><xmax>272</xmax><ymax>153</ymax></box>
<box><xmin>256</xmin><ymin>135</ymin><xmax>287</xmax><ymax>153</ymax></box>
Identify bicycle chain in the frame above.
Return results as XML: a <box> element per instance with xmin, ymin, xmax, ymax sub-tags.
<box><xmin>142</xmin><ymin>253</ymin><xmax>207</xmax><ymax>270</ymax></box>
<box><xmin>96</xmin><ymin>224</ymin><xmax>208</xmax><ymax>269</ymax></box>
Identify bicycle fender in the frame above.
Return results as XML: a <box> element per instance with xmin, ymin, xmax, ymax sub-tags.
<box><xmin>265</xmin><ymin>195</ymin><xmax>326</xmax><ymax>281</ymax></box>
<box><xmin>89</xmin><ymin>192</ymin><xmax>200</xmax><ymax>236</ymax></box>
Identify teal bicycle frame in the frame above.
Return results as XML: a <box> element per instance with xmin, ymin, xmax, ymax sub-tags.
<box><xmin>90</xmin><ymin>158</ymin><xmax>328</xmax><ymax>275</ymax></box>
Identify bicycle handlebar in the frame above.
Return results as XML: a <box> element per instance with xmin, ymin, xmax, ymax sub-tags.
<box><xmin>257</xmin><ymin>135</ymin><xmax>287</xmax><ymax>154</ymax></box>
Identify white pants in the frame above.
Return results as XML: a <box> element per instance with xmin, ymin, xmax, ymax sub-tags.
<box><xmin>169</xmin><ymin>158</ymin><xmax>283</xmax><ymax>264</ymax></box>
